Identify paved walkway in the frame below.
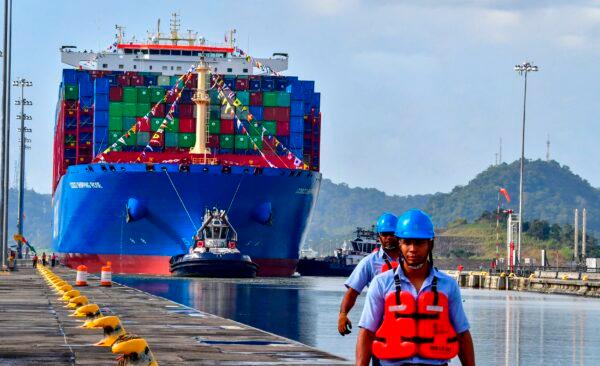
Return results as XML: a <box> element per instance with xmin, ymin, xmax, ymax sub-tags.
<box><xmin>0</xmin><ymin>266</ymin><xmax>349</xmax><ymax>365</ymax></box>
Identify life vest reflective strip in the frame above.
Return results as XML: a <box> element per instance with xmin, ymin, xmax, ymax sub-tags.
<box><xmin>372</xmin><ymin>274</ymin><xmax>459</xmax><ymax>360</ymax></box>
<box><xmin>382</xmin><ymin>257</ymin><xmax>399</xmax><ymax>273</ymax></box>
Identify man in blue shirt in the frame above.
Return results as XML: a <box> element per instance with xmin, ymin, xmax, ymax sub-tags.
<box><xmin>338</xmin><ymin>213</ymin><xmax>401</xmax><ymax>336</ymax></box>
<box><xmin>356</xmin><ymin>209</ymin><xmax>475</xmax><ymax>366</ymax></box>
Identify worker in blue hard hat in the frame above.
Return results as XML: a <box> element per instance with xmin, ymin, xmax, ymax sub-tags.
<box><xmin>338</xmin><ymin>213</ymin><xmax>401</xmax><ymax>336</ymax></box>
<box><xmin>356</xmin><ymin>209</ymin><xmax>475</xmax><ymax>366</ymax></box>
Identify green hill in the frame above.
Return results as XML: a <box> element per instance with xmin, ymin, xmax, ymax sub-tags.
<box><xmin>425</xmin><ymin>159</ymin><xmax>600</xmax><ymax>230</ymax></box>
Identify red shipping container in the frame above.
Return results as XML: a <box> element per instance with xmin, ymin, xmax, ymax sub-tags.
<box><xmin>179</xmin><ymin>104</ymin><xmax>194</xmax><ymax>118</ymax></box>
<box><xmin>250</xmin><ymin>92</ymin><xmax>263</xmax><ymax>106</ymax></box>
<box><xmin>64</xmin><ymin>100</ymin><xmax>78</xmax><ymax>111</ymax></box>
<box><xmin>125</xmin><ymin>71</ymin><xmax>139</xmax><ymax>76</ymax></box>
<box><xmin>117</xmin><ymin>75</ymin><xmax>130</xmax><ymax>87</ymax></box>
<box><xmin>220</xmin><ymin>119</ymin><xmax>234</xmax><ymax>134</ymax></box>
<box><xmin>109</xmin><ymin>86</ymin><xmax>123</xmax><ymax>101</ymax></box>
<box><xmin>207</xmin><ymin>135</ymin><xmax>220</xmax><ymax>148</ymax></box>
<box><xmin>263</xmin><ymin>107</ymin><xmax>276</xmax><ymax>120</ymax></box>
<box><xmin>274</xmin><ymin>107</ymin><xmax>290</xmax><ymax>122</ymax></box>
<box><xmin>136</xmin><ymin>117</ymin><xmax>151</xmax><ymax>132</ymax></box>
<box><xmin>166</xmin><ymin>90</ymin><xmax>178</xmax><ymax>104</ymax></box>
<box><xmin>153</xmin><ymin>103</ymin><xmax>166</xmax><ymax>117</ymax></box>
<box><xmin>185</xmin><ymin>74</ymin><xmax>197</xmax><ymax>88</ymax></box>
<box><xmin>276</xmin><ymin>121</ymin><xmax>290</xmax><ymax>136</ymax></box>
<box><xmin>179</xmin><ymin>118</ymin><xmax>195</xmax><ymax>133</ymax></box>
<box><xmin>130</xmin><ymin>75</ymin><xmax>144</xmax><ymax>86</ymax></box>
<box><xmin>235</xmin><ymin>78</ymin><xmax>248</xmax><ymax>91</ymax></box>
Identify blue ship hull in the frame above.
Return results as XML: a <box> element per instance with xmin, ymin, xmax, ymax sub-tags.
<box><xmin>52</xmin><ymin>163</ymin><xmax>321</xmax><ymax>276</ymax></box>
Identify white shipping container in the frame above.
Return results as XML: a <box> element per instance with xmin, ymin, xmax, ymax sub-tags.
<box><xmin>586</xmin><ymin>258</ymin><xmax>599</xmax><ymax>269</ymax></box>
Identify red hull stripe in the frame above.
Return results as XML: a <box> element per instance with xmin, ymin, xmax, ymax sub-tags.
<box><xmin>117</xmin><ymin>43</ymin><xmax>234</xmax><ymax>53</ymax></box>
<box><xmin>62</xmin><ymin>254</ymin><xmax>298</xmax><ymax>277</ymax></box>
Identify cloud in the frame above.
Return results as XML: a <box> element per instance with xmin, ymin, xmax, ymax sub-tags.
<box><xmin>302</xmin><ymin>0</ymin><xmax>359</xmax><ymax>16</ymax></box>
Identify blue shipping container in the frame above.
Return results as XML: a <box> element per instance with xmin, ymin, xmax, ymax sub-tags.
<box><xmin>94</xmin><ymin>111</ymin><xmax>109</xmax><ymax>126</ymax></box>
<box><xmin>94</xmin><ymin>78</ymin><xmax>110</xmax><ymax>94</ymax></box>
<box><xmin>106</xmin><ymin>74</ymin><xmax>117</xmax><ymax>85</ymax></box>
<box><xmin>249</xmin><ymin>106</ymin><xmax>263</xmax><ymax>121</ymax></box>
<box><xmin>290</xmin><ymin>132</ymin><xmax>303</xmax><ymax>149</ymax></box>
<box><xmin>290</xmin><ymin>100</ymin><xmax>304</xmax><ymax>117</ymax></box>
<box><xmin>62</xmin><ymin>69</ymin><xmax>77</xmax><ymax>84</ymax></box>
<box><xmin>290</xmin><ymin>116</ymin><xmax>304</xmax><ymax>133</ymax></box>
<box><xmin>249</xmin><ymin>79</ymin><xmax>261</xmax><ymax>91</ymax></box>
<box><xmin>144</xmin><ymin>76</ymin><xmax>158</xmax><ymax>86</ymax></box>
<box><xmin>80</xmin><ymin>97</ymin><xmax>93</xmax><ymax>110</ymax></box>
<box><xmin>274</xmin><ymin>77</ymin><xmax>289</xmax><ymax>91</ymax></box>
<box><xmin>79</xmin><ymin>81</ymin><xmax>93</xmax><ymax>98</ymax></box>
<box><xmin>80</xmin><ymin>114</ymin><xmax>93</xmax><ymax>127</ymax></box>
<box><xmin>94</xmin><ymin>95</ymin><xmax>109</xmax><ymax>111</ymax></box>
<box><xmin>224</xmin><ymin>78</ymin><xmax>235</xmax><ymax>90</ymax></box>
<box><xmin>64</xmin><ymin>149</ymin><xmax>76</xmax><ymax>159</ymax></box>
<box><xmin>261</xmin><ymin>78</ymin><xmax>274</xmax><ymax>92</ymax></box>
<box><xmin>76</xmin><ymin>71</ymin><xmax>91</xmax><ymax>84</ymax></box>
<box><xmin>301</xmin><ymin>80</ymin><xmax>315</xmax><ymax>100</ymax></box>
<box><xmin>93</xmin><ymin>142</ymin><xmax>108</xmax><ymax>156</ymax></box>
<box><xmin>289</xmin><ymin>79</ymin><xmax>303</xmax><ymax>100</ymax></box>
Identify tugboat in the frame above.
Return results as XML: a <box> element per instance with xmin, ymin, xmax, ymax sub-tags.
<box><xmin>169</xmin><ymin>208</ymin><xmax>259</xmax><ymax>278</ymax></box>
<box><xmin>296</xmin><ymin>226</ymin><xmax>379</xmax><ymax>276</ymax></box>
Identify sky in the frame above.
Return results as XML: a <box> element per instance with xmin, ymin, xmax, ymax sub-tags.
<box><xmin>6</xmin><ymin>0</ymin><xmax>600</xmax><ymax>195</ymax></box>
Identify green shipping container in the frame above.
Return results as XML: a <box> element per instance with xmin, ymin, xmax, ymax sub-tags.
<box><xmin>234</xmin><ymin>135</ymin><xmax>249</xmax><ymax>150</ymax></box>
<box><xmin>179</xmin><ymin>133</ymin><xmax>195</xmax><ymax>148</ymax></box>
<box><xmin>137</xmin><ymin>132</ymin><xmax>150</xmax><ymax>146</ymax></box>
<box><xmin>149</xmin><ymin>87</ymin><xmax>165</xmax><ymax>103</ymax></box>
<box><xmin>122</xmin><ymin>117</ymin><xmax>137</xmax><ymax>130</ymax></box>
<box><xmin>208</xmin><ymin>120</ymin><xmax>220</xmax><ymax>134</ymax></box>
<box><xmin>109</xmin><ymin>102</ymin><xmax>123</xmax><ymax>117</ymax></box>
<box><xmin>108</xmin><ymin>131</ymin><xmax>122</xmax><ymax>144</ymax></box>
<box><xmin>109</xmin><ymin>116</ymin><xmax>122</xmax><ymax>131</ymax></box>
<box><xmin>263</xmin><ymin>121</ymin><xmax>277</xmax><ymax>136</ymax></box>
<box><xmin>137</xmin><ymin>87</ymin><xmax>150</xmax><ymax>103</ymax></box>
<box><xmin>151</xmin><ymin>118</ymin><xmax>164</xmax><ymax>132</ymax></box>
<box><xmin>249</xmin><ymin>135</ymin><xmax>263</xmax><ymax>150</ymax></box>
<box><xmin>64</xmin><ymin>84</ymin><xmax>78</xmax><ymax>100</ymax></box>
<box><xmin>122</xmin><ymin>103</ymin><xmax>137</xmax><ymax>117</ymax></box>
<box><xmin>236</xmin><ymin>91</ymin><xmax>250</xmax><ymax>106</ymax></box>
<box><xmin>220</xmin><ymin>134</ymin><xmax>234</xmax><ymax>149</ymax></box>
<box><xmin>166</xmin><ymin>117</ymin><xmax>179</xmax><ymax>132</ymax></box>
<box><xmin>157</xmin><ymin>75</ymin><xmax>170</xmax><ymax>86</ymax></box>
<box><xmin>124</xmin><ymin>131</ymin><xmax>137</xmax><ymax>146</ymax></box>
<box><xmin>248</xmin><ymin>122</ymin><xmax>262</xmax><ymax>136</ymax></box>
<box><xmin>165</xmin><ymin>132</ymin><xmax>178</xmax><ymax>147</ymax></box>
<box><xmin>170</xmin><ymin>75</ymin><xmax>183</xmax><ymax>88</ymax></box>
<box><xmin>209</xmin><ymin>89</ymin><xmax>220</xmax><ymax>105</ymax></box>
<box><xmin>123</xmin><ymin>87</ymin><xmax>137</xmax><ymax>103</ymax></box>
<box><xmin>263</xmin><ymin>92</ymin><xmax>278</xmax><ymax>107</ymax></box>
<box><xmin>276</xmin><ymin>92</ymin><xmax>291</xmax><ymax>107</ymax></box>
<box><xmin>136</xmin><ymin>103</ymin><xmax>150</xmax><ymax>117</ymax></box>
<box><xmin>210</xmin><ymin>105</ymin><xmax>221</xmax><ymax>120</ymax></box>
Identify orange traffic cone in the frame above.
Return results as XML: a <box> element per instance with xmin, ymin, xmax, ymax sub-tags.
<box><xmin>100</xmin><ymin>263</ymin><xmax>112</xmax><ymax>287</ymax></box>
<box><xmin>75</xmin><ymin>265</ymin><xmax>88</xmax><ymax>286</ymax></box>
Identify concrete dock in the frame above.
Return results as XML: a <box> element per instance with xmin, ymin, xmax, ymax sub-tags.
<box><xmin>448</xmin><ymin>270</ymin><xmax>600</xmax><ymax>297</ymax></box>
<box><xmin>0</xmin><ymin>266</ymin><xmax>349</xmax><ymax>365</ymax></box>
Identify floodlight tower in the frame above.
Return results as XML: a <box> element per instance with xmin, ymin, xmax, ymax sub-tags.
<box><xmin>513</xmin><ymin>61</ymin><xmax>539</xmax><ymax>265</ymax></box>
<box><xmin>13</xmin><ymin>78</ymin><xmax>32</xmax><ymax>259</ymax></box>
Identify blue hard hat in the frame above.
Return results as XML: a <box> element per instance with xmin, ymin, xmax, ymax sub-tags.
<box><xmin>376</xmin><ymin>213</ymin><xmax>398</xmax><ymax>234</ymax></box>
<box><xmin>395</xmin><ymin>209</ymin><xmax>435</xmax><ymax>239</ymax></box>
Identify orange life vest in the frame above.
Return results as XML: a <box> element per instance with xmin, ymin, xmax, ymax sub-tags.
<box><xmin>372</xmin><ymin>274</ymin><xmax>459</xmax><ymax>361</ymax></box>
<box><xmin>382</xmin><ymin>257</ymin><xmax>399</xmax><ymax>272</ymax></box>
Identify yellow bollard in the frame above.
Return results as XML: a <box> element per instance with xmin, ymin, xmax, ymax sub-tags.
<box><xmin>112</xmin><ymin>335</ymin><xmax>158</xmax><ymax>366</ymax></box>
<box><xmin>582</xmin><ymin>275</ymin><xmax>589</xmax><ymax>281</ymax></box>
<box><xmin>61</xmin><ymin>289</ymin><xmax>81</xmax><ymax>302</ymax></box>
<box><xmin>87</xmin><ymin>316</ymin><xmax>127</xmax><ymax>347</ymax></box>
<box><xmin>65</xmin><ymin>295</ymin><xmax>89</xmax><ymax>309</ymax></box>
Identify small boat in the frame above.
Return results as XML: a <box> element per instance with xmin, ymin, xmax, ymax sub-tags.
<box><xmin>169</xmin><ymin>208</ymin><xmax>259</xmax><ymax>278</ymax></box>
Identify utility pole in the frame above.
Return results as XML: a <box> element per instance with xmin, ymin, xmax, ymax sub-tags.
<box><xmin>13</xmin><ymin>78</ymin><xmax>32</xmax><ymax>259</ymax></box>
<box><xmin>546</xmin><ymin>134</ymin><xmax>550</xmax><ymax>162</ymax></box>
<box><xmin>582</xmin><ymin>208</ymin><xmax>587</xmax><ymax>261</ymax></box>
<box><xmin>499</xmin><ymin>137</ymin><xmax>502</xmax><ymax>164</ymax></box>
<box><xmin>513</xmin><ymin>61</ymin><xmax>539</xmax><ymax>266</ymax></box>
<box><xmin>0</xmin><ymin>0</ymin><xmax>13</xmax><ymax>271</ymax></box>
<box><xmin>574</xmin><ymin>208</ymin><xmax>579</xmax><ymax>264</ymax></box>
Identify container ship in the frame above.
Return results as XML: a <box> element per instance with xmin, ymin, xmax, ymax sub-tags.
<box><xmin>51</xmin><ymin>16</ymin><xmax>322</xmax><ymax>276</ymax></box>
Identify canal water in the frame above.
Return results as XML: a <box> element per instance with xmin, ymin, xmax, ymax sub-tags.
<box><xmin>114</xmin><ymin>275</ymin><xmax>600</xmax><ymax>365</ymax></box>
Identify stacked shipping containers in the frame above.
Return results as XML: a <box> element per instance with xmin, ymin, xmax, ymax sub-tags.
<box><xmin>56</xmin><ymin>68</ymin><xmax>321</xmax><ymax>172</ymax></box>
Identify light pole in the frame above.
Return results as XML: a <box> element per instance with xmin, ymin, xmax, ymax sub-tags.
<box><xmin>13</xmin><ymin>78</ymin><xmax>32</xmax><ymax>259</ymax></box>
<box><xmin>513</xmin><ymin>61</ymin><xmax>539</xmax><ymax>265</ymax></box>
<box><xmin>0</xmin><ymin>0</ymin><xmax>12</xmax><ymax>271</ymax></box>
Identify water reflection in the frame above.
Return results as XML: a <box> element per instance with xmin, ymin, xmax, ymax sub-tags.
<box><xmin>115</xmin><ymin>276</ymin><xmax>600</xmax><ymax>365</ymax></box>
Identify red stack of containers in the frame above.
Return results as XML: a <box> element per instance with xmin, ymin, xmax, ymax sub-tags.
<box><xmin>220</xmin><ymin>119</ymin><xmax>234</xmax><ymax>134</ymax></box>
<box><xmin>235</xmin><ymin>78</ymin><xmax>248</xmax><ymax>90</ymax></box>
<box><xmin>137</xmin><ymin>117</ymin><xmax>151</xmax><ymax>132</ymax></box>
<box><xmin>130</xmin><ymin>74</ymin><xmax>144</xmax><ymax>86</ymax></box>
<box><xmin>109</xmin><ymin>86</ymin><xmax>123</xmax><ymax>101</ymax></box>
<box><xmin>179</xmin><ymin>118</ymin><xmax>195</xmax><ymax>133</ymax></box>
<box><xmin>250</xmin><ymin>92</ymin><xmax>262</xmax><ymax>106</ymax></box>
<box><xmin>117</xmin><ymin>74</ymin><xmax>130</xmax><ymax>86</ymax></box>
<box><xmin>179</xmin><ymin>104</ymin><xmax>193</xmax><ymax>118</ymax></box>
<box><xmin>207</xmin><ymin>135</ymin><xmax>220</xmax><ymax>148</ymax></box>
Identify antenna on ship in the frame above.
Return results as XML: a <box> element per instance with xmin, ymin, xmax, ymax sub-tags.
<box><xmin>115</xmin><ymin>25</ymin><xmax>125</xmax><ymax>44</ymax></box>
<box><xmin>169</xmin><ymin>12</ymin><xmax>181</xmax><ymax>45</ymax></box>
<box><xmin>228</xmin><ymin>29</ymin><xmax>237</xmax><ymax>47</ymax></box>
